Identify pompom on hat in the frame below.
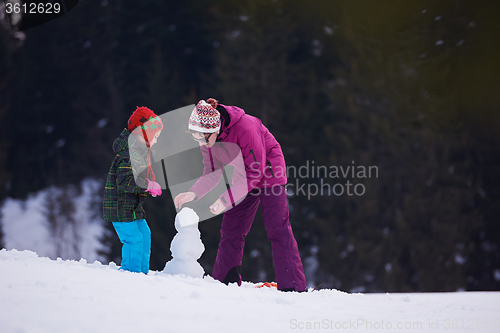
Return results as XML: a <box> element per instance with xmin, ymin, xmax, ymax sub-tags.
<box><xmin>188</xmin><ymin>99</ymin><xmax>221</xmax><ymax>133</ymax></box>
<box><xmin>128</xmin><ymin>106</ymin><xmax>164</xmax><ymax>144</ymax></box>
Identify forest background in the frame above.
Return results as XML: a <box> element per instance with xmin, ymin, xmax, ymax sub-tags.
<box><xmin>0</xmin><ymin>0</ymin><xmax>499</xmax><ymax>292</ymax></box>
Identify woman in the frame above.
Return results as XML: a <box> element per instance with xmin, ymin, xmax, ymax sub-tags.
<box><xmin>174</xmin><ymin>99</ymin><xmax>306</xmax><ymax>292</ymax></box>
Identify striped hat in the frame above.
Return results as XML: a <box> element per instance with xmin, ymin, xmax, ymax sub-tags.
<box><xmin>188</xmin><ymin>99</ymin><xmax>221</xmax><ymax>133</ymax></box>
<box><xmin>128</xmin><ymin>106</ymin><xmax>164</xmax><ymax>144</ymax></box>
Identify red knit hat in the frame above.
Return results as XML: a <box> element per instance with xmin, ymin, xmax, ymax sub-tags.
<box><xmin>127</xmin><ymin>106</ymin><xmax>163</xmax><ymax>181</ymax></box>
<box><xmin>128</xmin><ymin>106</ymin><xmax>164</xmax><ymax>144</ymax></box>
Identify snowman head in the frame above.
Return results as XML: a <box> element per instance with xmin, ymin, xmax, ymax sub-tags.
<box><xmin>175</xmin><ymin>207</ymin><xmax>200</xmax><ymax>230</ymax></box>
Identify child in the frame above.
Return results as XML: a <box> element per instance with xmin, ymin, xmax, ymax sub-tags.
<box><xmin>174</xmin><ymin>99</ymin><xmax>307</xmax><ymax>291</ymax></box>
<box><xmin>103</xmin><ymin>106</ymin><xmax>163</xmax><ymax>273</ymax></box>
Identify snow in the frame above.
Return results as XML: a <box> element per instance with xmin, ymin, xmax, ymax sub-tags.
<box><xmin>1</xmin><ymin>249</ymin><xmax>499</xmax><ymax>333</ymax></box>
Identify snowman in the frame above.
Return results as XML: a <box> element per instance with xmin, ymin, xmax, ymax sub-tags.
<box><xmin>163</xmin><ymin>207</ymin><xmax>205</xmax><ymax>278</ymax></box>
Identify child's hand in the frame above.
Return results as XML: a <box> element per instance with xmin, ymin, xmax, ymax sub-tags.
<box><xmin>146</xmin><ymin>179</ymin><xmax>162</xmax><ymax>197</ymax></box>
<box><xmin>209</xmin><ymin>199</ymin><xmax>225</xmax><ymax>215</ymax></box>
<box><xmin>174</xmin><ymin>192</ymin><xmax>196</xmax><ymax>209</ymax></box>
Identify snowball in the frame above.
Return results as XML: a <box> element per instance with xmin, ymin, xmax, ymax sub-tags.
<box><xmin>170</xmin><ymin>232</ymin><xmax>205</xmax><ymax>261</ymax></box>
<box><xmin>175</xmin><ymin>207</ymin><xmax>200</xmax><ymax>228</ymax></box>
<box><xmin>164</xmin><ymin>259</ymin><xmax>205</xmax><ymax>279</ymax></box>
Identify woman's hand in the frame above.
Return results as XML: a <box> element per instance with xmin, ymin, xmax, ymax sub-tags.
<box><xmin>174</xmin><ymin>192</ymin><xmax>196</xmax><ymax>209</ymax></box>
<box><xmin>209</xmin><ymin>199</ymin><xmax>225</xmax><ymax>215</ymax></box>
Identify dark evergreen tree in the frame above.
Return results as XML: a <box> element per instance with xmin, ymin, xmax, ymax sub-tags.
<box><xmin>0</xmin><ymin>9</ymin><xmax>22</xmax><ymax>200</ymax></box>
<box><xmin>0</xmin><ymin>210</ymin><xmax>4</xmax><ymax>249</ymax></box>
<box><xmin>317</xmin><ymin>0</ymin><xmax>499</xmax><ymax>292</ymax></box>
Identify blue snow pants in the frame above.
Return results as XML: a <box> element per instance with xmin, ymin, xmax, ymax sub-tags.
<box><xmin>112</xmin><ymin>219</ymin><xmax>151</xmax><ymax>274</ymax></box>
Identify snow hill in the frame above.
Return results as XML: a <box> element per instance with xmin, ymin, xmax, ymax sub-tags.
<box><xmin>1</xmin><ymin>249</ymin><xmax>499</xmax><ymax>333</ymax></box>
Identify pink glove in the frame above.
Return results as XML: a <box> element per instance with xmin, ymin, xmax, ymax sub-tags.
<box><xmin>146</xmin><ymin>179</ymin><xmax>162</xmax><ymax>197</ymax></box>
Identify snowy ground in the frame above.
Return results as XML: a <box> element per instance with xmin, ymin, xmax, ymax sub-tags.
<box><xmin>1</xmin><ymin>249</ymin><xmax>499</xmax><ymax>333</ymax></box>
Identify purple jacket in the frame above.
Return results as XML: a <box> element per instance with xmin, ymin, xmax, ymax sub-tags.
<box><xmin>189</xmin><ymin>104</ymin><xmax>287</xmax><ymax>208</ymax></box>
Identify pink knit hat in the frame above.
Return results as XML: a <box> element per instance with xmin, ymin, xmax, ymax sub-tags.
<box><xmin>188</xmin><ymin>99</ymin><xmax>221</xmax><ymax>133</ymax></box>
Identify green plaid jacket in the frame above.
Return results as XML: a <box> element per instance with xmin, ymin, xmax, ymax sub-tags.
<box><xmin>103</xmin><ymin>128</ymin><xmax>149</xmax><ymax>222</ymax></box>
